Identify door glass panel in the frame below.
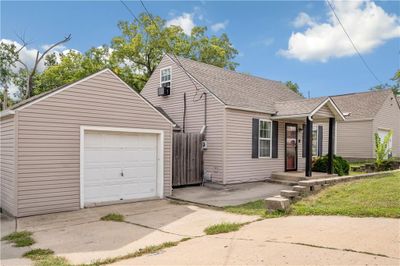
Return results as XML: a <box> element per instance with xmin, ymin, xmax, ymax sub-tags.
<box><xmin>286</xmin><ymin>125</ymin><xmax>297</xmax><ymax>171</ymax></box>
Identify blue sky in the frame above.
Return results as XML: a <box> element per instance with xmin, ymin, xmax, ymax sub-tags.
<box><xmin>2</xmin><ymin>0</ymin><xmax>399</xmax><ymax>97</ymax></box>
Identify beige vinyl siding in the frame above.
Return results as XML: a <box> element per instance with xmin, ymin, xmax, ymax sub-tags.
<box><xmin>1</xmin><ymin>114</ymin><xmax>17</xmax><ymax>216</ymax></box>
<box><xmin>313</xmin><ymin>122</ymin><xmax>329</xmax><ymax>156</ymax></box>
<box><xmin>141</xmin><ymin>56</ymin><xmax>225</xmax><ymax>183</ymax></box>
<box><xmin>224</xmin><ymin>109</ymin><xmax>305</xmax><ymax>184</ymax></box>
<box><xmin>372</xmin><ymin>94</ymin><xmax>400</xmax><ymax>157</ymax></box>
<box><xmin>314</xmin><ymin>105</ymin><xmax>334</xmax><ymax>119</ymax></box>
<box><xmin>335</xmin><ymin>120</ymin><xmax>374</xmax><ymax>159</ymax></box>
<box><xmin>16</xmin><ymin>70</ymin><xmax>172</xmax><ymax>217</ymax></box>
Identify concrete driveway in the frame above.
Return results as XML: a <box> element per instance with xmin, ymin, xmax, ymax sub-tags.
<box><xmin>3</xmin><ymin>201</ymin><xmax>399</xmax><ymax>266</ymax></box>
<box><xmin>171</xmin><ymin>182</ymin><xmax>290</xmax><ymax>207</ymax></box>
<box><xmin>114</xmin><ymin>216</ymin><xmax>400</xmax><ymax>265</ymax></box>
<box><xmin>1</xmin><ymin>200</ymin><xmax>257</xmax><ymax>265</ymax></box>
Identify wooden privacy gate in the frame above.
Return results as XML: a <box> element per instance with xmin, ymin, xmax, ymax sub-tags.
<box><xmin>172</xmin><ymin>132</ymin><xmax>204</xmax><ymax>187</ymax></box>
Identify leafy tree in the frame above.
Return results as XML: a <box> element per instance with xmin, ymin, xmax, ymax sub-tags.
<box><xmin>0</xmin><ymin>42</ymin><xmax>20</xmax><ymax>109</ymax></box>
<box><xmin>34</xmin><ymin>46</ymin><xmax>118</xmax><ymax>95</ymax></box>
<box><xmin>8</xmin><ymin>13</ymin><xmax>238</xmax><ymax>102</ymax></box>
<box><xmin>16</xmin><ymin>35</ymin><xmax>71</xmax><ymax>99</ymax></box>
<box><xmin>0</xmin><ymin>43</ymin><xmax>18</xmax><ymax>88</ymax></box>
<box><xmin>0</xmin><ymin>90</ymin><xmax>15</xmax><ymax>110</ymax></box>
<box><xmin>370</xmin><ymin>70</ymin><xmax>400</xmax><ymax>96</ymax></box>
<box><xmin>285</xmin><ymin>81</ymin><xmax>303</xmax><ymax>96</ymax></box>
<box><xmin>111</xmin><ymin>13</ymin><xmax>238</xmax><ymax>91</ymax></box>
<box><xmin>374</xmin><ymin>130</ymin><xmax>393</xmax><ymax>170</ymax></box>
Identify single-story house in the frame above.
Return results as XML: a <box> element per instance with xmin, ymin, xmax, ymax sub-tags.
<box><xmin>0</xmin><ymin>69</ymin><xmax>174</xmax><ymax>217</ymax></box>
<box><xmin>141</xmin><ymin>54</ymin><xmax>346</xmax><ymax>185</ymax></box>
<box><xmin>316</xmin><ymin>90</ymin><xmax>400</xmax><ymax>161</ymax></box>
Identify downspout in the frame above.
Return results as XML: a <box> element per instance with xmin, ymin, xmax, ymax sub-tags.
<box><xmin>199</xmin><ymin>92</ymin><xmax>207</xmax><ymax>137</ymax></box>
<box><xmin>183</xmin><ymin>92</ymin><xmax>186</xmax><ymax>133</ymax></box>
<box><xmin>204</xmin><ymin>93</ymin><xmax>207</xmax><ymax>137</ymax></box>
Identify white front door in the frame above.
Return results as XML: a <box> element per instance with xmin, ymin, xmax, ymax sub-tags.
<box><xmin>83</xmin><ymin>130</ymin><xmax>158</xmax><ymax>206</ymax></box>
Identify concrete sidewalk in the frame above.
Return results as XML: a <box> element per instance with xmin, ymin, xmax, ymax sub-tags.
<box><xmin>114</xmin><ymin>216</ymin><xmax>400</xmax><ymax>265</ymax></box>
<box><xmin>171</xmin><ymin>182</ymin><xmax>290</xmax><ymax>207</ymax></box>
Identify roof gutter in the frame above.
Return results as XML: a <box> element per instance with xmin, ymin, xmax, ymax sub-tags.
<box><xmin>271</xmin><ymin>113</ymin><xmax>311</xmax><ymax>120</ymax></box>
<box><xmin>225</xmin><ymin>105</ymin><xmax>274</xmax><ymax>114</ymax></box>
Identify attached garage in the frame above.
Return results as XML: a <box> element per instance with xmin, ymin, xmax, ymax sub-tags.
<box><xmin>0</xmin><ymin>69</ymin><xmax>173</xmax><ymax>217</ymax></box>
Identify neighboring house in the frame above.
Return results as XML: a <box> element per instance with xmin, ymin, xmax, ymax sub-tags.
<box><xmin>325</xmin><ymin>90</ymin><xmax>399</xmax><ymax>161</ymax></box>
<box><xmin>0</xmin><ymin>69</ymin><xmax>174</xmax><ymax>217</ymax></box>
<box><xmin>303</xmin><ymin>90</ymin><xmax>399</xmax><ymax>161</ymax></box>
<box><xmin>141</xmin><ymin>54</ymin><xmax>345</xmax><ymax>185</ymax></box>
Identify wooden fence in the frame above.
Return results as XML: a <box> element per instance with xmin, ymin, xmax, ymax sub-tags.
<box><xmin>172</xmin><ymin>132</ymin><xmax>204</xmax><ymax>187</ymax></box>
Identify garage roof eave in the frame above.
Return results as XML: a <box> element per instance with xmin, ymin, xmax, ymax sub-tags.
<box><xmin>0</xmin><ymin>109</ymin><xmax>15</xmax><ymax>118</ymax></box>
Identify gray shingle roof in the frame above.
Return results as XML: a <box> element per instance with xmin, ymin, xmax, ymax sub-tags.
<box><xmin>331</xmin><ymin>90</ymin><xmax>393</xmax><ymax>120</ymax></box>
<box><xmin>274</xmin><ymin>97</ymin><xmax>328</xmax><ymax>117</ymax></box>
<box><xmin>169</xmin><ymin>55</ymin><xmax>303</xmax><ymax>113</ymax></box>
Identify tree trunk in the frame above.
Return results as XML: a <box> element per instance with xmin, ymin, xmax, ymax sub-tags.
<box><xmin>3</xmin><ymin>85</ymin><xmax>8</xmax><ymax>110</ymax></box>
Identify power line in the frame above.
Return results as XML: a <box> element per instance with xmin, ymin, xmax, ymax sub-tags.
<box><xmin>326</xmin><ymin>0</ymin><xmax>382</xmax><ymax>84</ymax></box>
<box><xmin>120</xmin><ymin>0</ymin><xmax>140</xmax><ymax>23</ymax></box>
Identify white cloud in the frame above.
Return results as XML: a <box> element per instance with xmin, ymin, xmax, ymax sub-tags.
<box><xmin>41</xmin><ymin>43</ymin><xmax>67</xmax><ymax>52</ymax></box>
<box><xmin>293</xmin><ymin>12</ymin><xmax>315</xmax><ymax>28</ymax></box>
<box><xmin>166</xmin><ymin>13</ymin><xmax>195</xmax><ymax>35</ymax></box>
<box><xmin>211</xmin><ymin>20</ymin><xmax>229</xmax><ymax>32</ymax></box>
<box><xmin>1</xmin><ymin>39</ymin><xmax>47</xmax><ymax>72</ymax></box>
<box><xmin>279</xmin><ymin>0</ymin><xmax>400</xmax><ymax>62</ymax></box>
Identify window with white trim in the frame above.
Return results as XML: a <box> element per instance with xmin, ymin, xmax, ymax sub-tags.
<box><xmin>160</xmin><ymin>67</ymin><xmax>171</xmax><ymax>88</ymax></box>
<box><xmin>259</xmin><ymin>120</ymin><xmax>272</xmax><ymax>158</ymax></box>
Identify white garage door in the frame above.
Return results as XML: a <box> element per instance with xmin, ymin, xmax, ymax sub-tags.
<box><xmin>83</xmin><ymin>130</ymin><xmax>158</xmax><ymax>206</ymax></box>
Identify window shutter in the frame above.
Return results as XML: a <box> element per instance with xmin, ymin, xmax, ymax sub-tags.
<box><xmin>252</xmin><ymin>118</ymin><xmax>259</xmax><ymax>158</ymax></box>
<box><xmin>272</xmin><ymin>121</ymin><xmax>279</xmax><ymax>158</ymax></box>
<box><xmin>318</xmin><ymin>125</ymin><xmax>323</xmax><ymax>156</ymax></box>
<box><xmin>302</xmin><ymin>124</ymin><xmax>306</xmax><ymax>158</ymax></box>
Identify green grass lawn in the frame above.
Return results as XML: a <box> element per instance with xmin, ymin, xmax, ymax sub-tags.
<box><xmin>100</xmin><ymin>213</ymin><xmax>124</xmax><ymax>222</ymax></box>
<box><xmin>291</xmin><ymin>173</ymin><xmax>400</xmax><ymax>218</ymax></box>
<box><xmin>225</xmin><ymin>172</ymin><xmax>400</xmax><ymax>218</ymax></box>
<box><xmin>204</xmin><ymin>222</ymin><xmax>243</xmax><ymax>235</ymax></box>
<box><xmin>1</xmin><ymin>231</ymin><xmax>35</xmax><ymax>247</ymax></box>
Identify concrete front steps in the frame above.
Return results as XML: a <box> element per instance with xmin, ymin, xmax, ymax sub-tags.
<box><xmin>265</xmin><ymin>170</ymin><xmax>400</xmax><ymax>211</ymax></box>
<box><xmin>269</xmin><ymin>171</ymin><xmax>338</xmax><ymax>185</ymax></box>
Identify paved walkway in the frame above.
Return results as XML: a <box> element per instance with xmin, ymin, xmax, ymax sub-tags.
<box><xmin>114</xmin><ymin>216</ymin><xmax>400</xmax><ymax>265</ymax></box>
<box><xmin>171</xmin><ymin>182</ymin><xmax>290</xmax><ymax>207</ymax></box>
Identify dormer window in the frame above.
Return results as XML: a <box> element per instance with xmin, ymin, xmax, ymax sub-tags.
<box><xmin>160</xmin><ymin>67</ymin><xmax>171</xmax><ymax>88</ymax></box>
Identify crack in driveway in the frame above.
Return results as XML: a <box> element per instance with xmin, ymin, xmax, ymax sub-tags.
<box><xmin>121</xmin><ymin>219</ymin><xmax>199</xmax><ymax>238</ymax></box>
<box><xmin>212</xmin><ymin>235</ymin><xmax>398</xmax><ymax>260</ymax></box>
